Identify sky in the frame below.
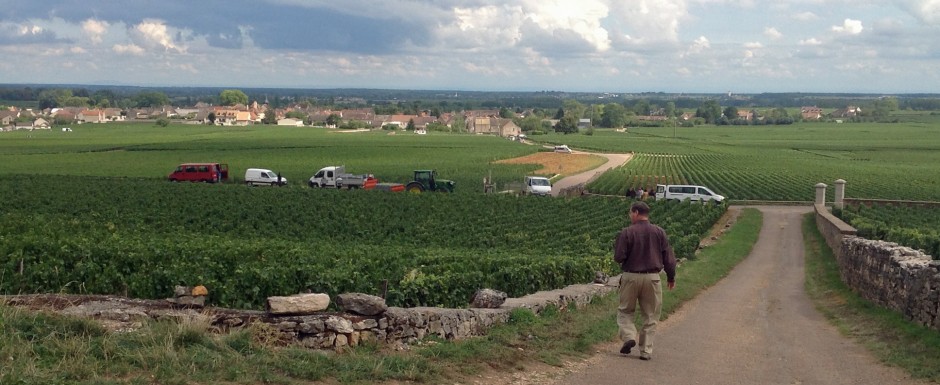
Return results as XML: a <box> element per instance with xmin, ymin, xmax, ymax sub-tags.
<box><xmin>0</xmin><ymin>0</ymin><xmax>938</xmax><ymax>94</ymax></box>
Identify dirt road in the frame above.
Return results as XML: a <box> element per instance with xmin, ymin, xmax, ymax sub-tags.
<box><xmin>552</xmin><ymin>206</ymin><xmax>925</xmax><ymax>385</ymax></box>
<box><xmin>550</xmin><ymin>152</ymin><xmax>631</xmax><ymax>197</ymax></box>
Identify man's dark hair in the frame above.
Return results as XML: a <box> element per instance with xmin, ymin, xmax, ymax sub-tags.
<box><xmin>630</xmin><ymin>201</ymin><xmax>650</xmax><ymax>216</ymax></box>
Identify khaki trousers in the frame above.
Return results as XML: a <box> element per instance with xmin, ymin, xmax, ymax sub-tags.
<box><xmin>617</xmin><ymin>272</ymin><xmax>662</xmax><ymax>355</ymax></box>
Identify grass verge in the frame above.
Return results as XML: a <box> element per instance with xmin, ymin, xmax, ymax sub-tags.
<box><xmin>802</xmin><ymin>213</ymin><xmax>940</xmax><ymax>382</ymax></box>
<box><xmin>0</xmin><ymin>208</ymin><xmax>762</xmax><ymax>385</ymax></box>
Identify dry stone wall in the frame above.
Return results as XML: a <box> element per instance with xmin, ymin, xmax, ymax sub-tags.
<box><xmin>815</xmin><ymin>204</ymin><xmax>940</xmax><ymax>332</ymax></box>
<box><xmin>270</xmin><ymin>280</ymin><xmax>616</xmax><ymax>350</ymax></box>
<box><xmin>838</xmin><ymin>237</ymin><xmax>940</xmax><ymax>331</ymax></box>
<box><xmin>3</xmin><ymin>279</ymin><xmax>618</xmax><ymax>351</ymax></box>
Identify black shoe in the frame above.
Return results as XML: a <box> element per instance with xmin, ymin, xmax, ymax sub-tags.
<box><xmin>619</xmin><ymin>340</ymin><xmax>636</xmax><ymax>355</ymax></box>
<box><xmin>639</xmin><ymin>352</ymin><xmax>651</xmax><ymax>361</ymax></box>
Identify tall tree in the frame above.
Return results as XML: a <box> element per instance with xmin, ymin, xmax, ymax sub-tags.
<box><xmin>695</xmin><ymin>100</ymin><xmax>722</xmax><ymax>124</ymax></box>
<box><xmin>562</xmin><ymin>99</ymin><xmax>586</xmax><ymax>119</ymax></box>
<box><xmin>723</xmin><ymin>106</ymin><xmax>739</xmax><ymax>120</ymax></box>
<box><xmin>554</xmin><ymin>115</ymin><xmax>579</xmax><ymax>134</ymax></box>
<box><xmin>219</xmin><ymin>89</ymin><xmax>248</xmax><ymax>106</ymax></box>
<box><xmin>601</xmin><ymin>103</ymin><xmax>627</xmax><ymax>128</ymax></box>
<box><xmin>665</xmin><ymin>101</ymin><xmax>676</xmax><ymax>118</ymax></box>
<box><xmin>262</xmin><ymin>107</ymin><xmax>277</xmax><ymax>124</ymax></box>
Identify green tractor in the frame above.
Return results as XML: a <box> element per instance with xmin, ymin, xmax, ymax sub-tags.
<box><xmin>405</xmin><ymin>170</ymin><xmax>455</xmax><ymax>193</ymax></box>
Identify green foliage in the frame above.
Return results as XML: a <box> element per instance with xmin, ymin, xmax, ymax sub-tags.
<box><xmin>837</xmin><ymin>204</ymin><xmax>940</xmax><ymax>259</ymax></box>
<box><xmin>547</xmin><ymin>123</ymin><xmax>940</xmax><ymax>202</ymax></box>
<box><xmin>133</xmin><ymin>91</ymin><xmax>170</xmax><ymax>108</ymax></box>
<box><xmin>0</xmin><ymin>175</ymin><xmax>722</xmax><ymax>309</ymax></box>
<box><xmin>155</xmin><ymin>117</ymin><xmax>170</xmax><ymax>127</ymax></box>
<box><xmin>219</xmin><ymin>89</ymin><xmax>248</xmax><ymax>106</ymax></box>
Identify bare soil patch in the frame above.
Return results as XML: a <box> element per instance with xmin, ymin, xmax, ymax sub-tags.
<box><xmin>493</xmin><ymin>152</ymin><xmax>606</xmax><ymax>176</ymax></box>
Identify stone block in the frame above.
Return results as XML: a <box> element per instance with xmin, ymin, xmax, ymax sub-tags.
<box><xmin>325</xmin><ymin>316</ymin><xmax>354</xmax><ymax>334</ymax></box>
<box><xmin>266</xmin><ymin>293</ymin><xmax>330</xmax><ymax>315</ymax></box>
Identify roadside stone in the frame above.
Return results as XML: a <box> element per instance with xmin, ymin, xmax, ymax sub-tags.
<box><xmin>266</xmin><ymin>293</ymin><xmax>330</xmax><ymax>315</ymax></box>
<box><xmin>325</xmin><ymin>316</ymin><xmax>354</xmax><ymax>333</ymax></box>
<box><xmin>593</xmin><ymin>271</ymin><xmax>609</xmax><ymax>284</ymax></box>
<box><xmin>336</xmin><ymin>293</ymin><xmax>388</xmax><ymax>316</ymax></box>
<box><xmin>470</xmin><ymin>288</ymin><xmax>507</xmax><ymax>308</ymax></box>
<box><xmin>192</xmin><ymin>285</ymin><xmax>208</xmax><ymax>296</ymax></box>
<box><xmin>298</xmin><ymin>320</ymin><xmax>325</xmax><ymax>334</ymax></box>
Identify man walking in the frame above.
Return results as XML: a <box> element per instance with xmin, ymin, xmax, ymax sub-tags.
<box><xmin>613</xmin><ymin>201</ymin><xmax>677</xmax><ymax>361</ymax></box>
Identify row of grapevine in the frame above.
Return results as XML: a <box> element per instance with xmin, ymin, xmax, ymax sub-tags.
<box><xmin>836</xmin><ymin>204</ymin><xmax>940</xmax><ymax>260</ymax></box>
<box><xmin>587</xmin><ymin>153</ymin><xmax>905</xmax><ymax>201</ymax></box>
<box><xmin>0</xmin><ymin>175</ymin><xmax>726</xmax><ymax>309</ymax></box>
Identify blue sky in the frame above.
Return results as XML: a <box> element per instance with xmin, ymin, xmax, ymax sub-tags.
<box><xmin>0</xmin><ymin>0</ymin><xmax>938</xmax><ymax>93</ymax></box>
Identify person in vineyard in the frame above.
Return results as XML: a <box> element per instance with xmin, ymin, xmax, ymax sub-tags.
<box><xmin>626</xmin><ymin>188</ymin><xmax>636</xmax><ymax>199</ymax></box>
<box><xmin>613</xmin><ymin>201</ymin><xmax>677</xmax><ymax>361</ymax></box>
<box><xmin>635</xmin><ymin>186</ymin><xmax>644</xmax><ymax>200</ymax></box>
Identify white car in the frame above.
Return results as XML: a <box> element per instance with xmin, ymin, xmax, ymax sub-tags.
<box><xmin>553</xmin><ymin>145</ymin><xmax>572</xmax><ymax>153</ymax></box>
<box><xmin>655</xmin><ymin>184</ymin><xmax>724</xmax><ymax>204</ymax></box>
<box><xmin>245</xmin><ymin>168</ymin><xmax>287</xmax><ymax>186</ymax></box>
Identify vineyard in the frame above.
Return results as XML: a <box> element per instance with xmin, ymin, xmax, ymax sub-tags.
<box><xmin>563</xmin><ymin>122</ymin><xmax>940</xmax><ymax>201</ymax></box>
<box><xmin>0</xmin><ymin>124</ymin><xmax>544</xmax><ymax>193</ymax></box>
<box><xmin>0</xmin><ymin>175</ymin><xmax>725</xmax><ymax>309</ymax></box>
<box><xmin>836</xmin><ymin>204</ymin><xmax>940</xmax><ymax>260</ymax></box>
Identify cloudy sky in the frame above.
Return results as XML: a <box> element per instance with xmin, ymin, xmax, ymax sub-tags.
<box><xmin>0</xmin><ymin>0</ymin><xmax>938</xmax><ymax>93</ymax></box>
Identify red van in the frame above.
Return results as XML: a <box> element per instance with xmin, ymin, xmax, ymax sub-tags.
<box><xmin>168</xmin><ymin>163</ymin><xmax>229</xmax><ymax>183</ymax></box>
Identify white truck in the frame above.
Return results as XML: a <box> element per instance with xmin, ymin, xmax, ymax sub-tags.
<box><xmin>244</xmin><ymin>168</ymin><xmax>287</xmax><ymax>186</ymax></box>
<box><xmin>308</xmin><ymin>166</ymin><xmax>375</xmax><ymax>189</ymax></box>
<box><xmin>523</xmin><ymin>176</ymin><xmax>552</xmax><ymax>196</ymax></box>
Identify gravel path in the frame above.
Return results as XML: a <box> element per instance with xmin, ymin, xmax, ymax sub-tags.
<box><xmin>552</xmin><ymin>205</ymin><xmax>926</xmax><ymax>385</ymax></box>
<box><xmin>550</xmin><ymin>152</ymin><xmax>631</xmax><ymax>197</ymax></box>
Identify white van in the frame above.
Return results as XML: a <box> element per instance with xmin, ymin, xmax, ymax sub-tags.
<box><xmin>523</xmin><ymin>176</ymin><xmax>552</xmax><ymax>196</ymax></box>
<box><xmin>245</xmin><ymin>168</ymin><xmax>287</xmax><ymax>186</ymax></box>
<box><xmin>655</xmin><ymin>184</ymin><xmax>724</xmax><ymax>204</ymax></box>
<box><xmin>553</xmin><ymin>145</ymin><xmax>572</xmax><ymax>153</ymax></box>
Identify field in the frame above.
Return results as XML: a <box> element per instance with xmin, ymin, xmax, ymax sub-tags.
<box><xmin>535</xmin><ymin>121</ymin><xmax>940</xmax><ymax>201</ymax></box>
<box><xmin>0</xmin><ymin>124</ymin><xmax>726</xmax><ymax>309</ymax></box>
<box><xmin>5</xmin><ymin>119</ymin><xmax>938</xmax><ymax>307</ymax></box>
<box><xmin>0</xmin><ymin>124</ymin><xmax>545</xmax><ymax>191</ymax></box>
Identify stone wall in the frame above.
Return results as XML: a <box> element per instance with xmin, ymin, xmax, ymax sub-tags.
<box><xmin>813</xmin><ymin>203</ymin><xmax>857</xmax><ymax>258</ymax></box>
<box><xmin>3</xmin><ymin>278</ymin><xmax>618</xmax><ymax>351</ymax></box>
<box><xmin>838</xmin><ymin>237</ymin><xmax>940</xmax><ymax>331</ymax></box>
<box><xmin>814</xmin><ymin>203</ymin><xmax>940</xmax><ymax>332</ymax></box>
<box><xmin>270</xmin><ymin>279</ymin><xmax>616</xmax><ymax>349</ymax></box>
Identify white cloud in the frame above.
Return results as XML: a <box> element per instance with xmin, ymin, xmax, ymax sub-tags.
<box><xmin>799</xmin><ymin>38</ymin><xmax>823</xmax><ymax>46</ymax></box>
<box><xmin>683</xmin><ymin>36</ymin><xmax>710</xmax><ymax>57</ymax></box>
<box><xmin>129</xmin><ymin>19</ymin><xmax>184</xmax><ymax>53</ymax></box>
<box><xmin>832</xmin><ymin>18</ymin><xmax>864</xmax><ymax>35</ymax></box>
<box><xmin>793</xmin><ymin>12</ymin><xmax>818</xmax><ymax>21</ymax></box>
<box><xmin>608</xmin><ymin>0</ymin><xmax>688</xmax><ymax>45</ymax></box>
<box><xmin>764</xmin><ymin>27</ymin><xmax>782</xmax><ymax>40</ymax></box>
<box><xmin>744</xmin><ymin>42</ymin><xmax>763</xmax><ymax>49</ymax></box>
<box><xmin>896</xmin><ymin>0</ymin><xmax>940</xmax><ymax>24</ymax></box>
<box><xmin>82</xmin><ymin>19</ymin><xmax>109</xmax><ymax>44</ymax></box>
<box><xmin>18</xmin><ymin>25</ymin><xmax>43</xmax><ymax>35</ymax></box>
<box><xmin>113</xmin><ymin>43</ymin><xmax>145</xmax><ymax>55</ymax></box>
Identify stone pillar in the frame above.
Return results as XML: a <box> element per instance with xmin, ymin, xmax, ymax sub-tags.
<box><xmin>815</xmin><ymin>183</ymin><xmax>827</xmax><ymax>205</ymax></box>
<box><xmin>834</xmin><ymin>179</ymin><xmax>846</xmax><ymax>210</ymax></box>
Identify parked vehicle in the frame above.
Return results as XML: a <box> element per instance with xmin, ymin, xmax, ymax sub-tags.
<box><xmin>308</xmin><ymin>166</ymin><xmax>376</xmax><ymax>189</ymax></box>
<box><xmin>553</xmin><ymin>145</ymin><xmax>572</xmax><ymax>153</ymax></box>
<box><xmin>245</xmin><ymin>168</ymin><xmax>287</xmax><ymax>186</ymax></box>
<box><xmin>405</xmin><ymin>170</ymin><xmax>455</xmax><ymax>193</ymax></box>
<box><xmin>523</xmin><ymin>176</ymin><xmax>552</xmax><ymax>196</ymax></box>
<box><xmin>168</xmin><ymin>163</ymin><xmax>228</xmax><ymax>183</ymax></box>
<box><xmin>655</xmin><ymin>184</ymin><xmax>725</xmax><ymax>204</ymax></box>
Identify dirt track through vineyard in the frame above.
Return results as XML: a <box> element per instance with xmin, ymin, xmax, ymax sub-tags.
<box><xmin>550</xmin><ymin>206</ymin><xmax>926</xmax><ymax>385</ymax></box>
